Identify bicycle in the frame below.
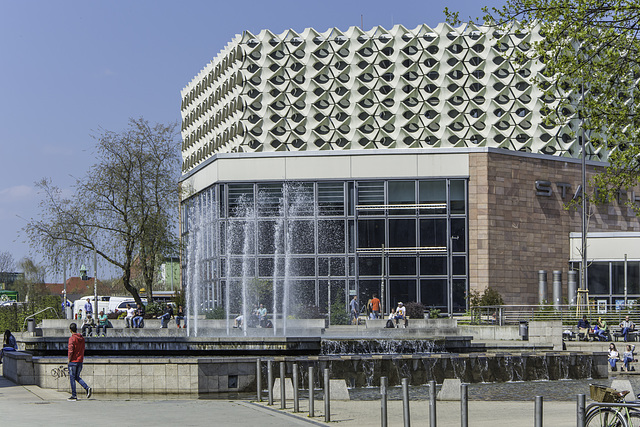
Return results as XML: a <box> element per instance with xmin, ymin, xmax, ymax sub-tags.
<box><xmin>586</xmin><ymin>384</ymin><xmax>640</xmax><ymax>426</ymax></box>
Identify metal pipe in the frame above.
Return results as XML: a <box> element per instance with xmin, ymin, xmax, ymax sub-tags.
<box><xmin>461</xmin><ymin>383</ymin><xmax>468</xmax><ymax>427</ymax></box>
<box><xmin>553</xmin><ymin>271</ymin><xmax>562</xmax><ymax>309</ymax></box>
<box><xmin>538</xmin><ymin>270</ymin><xmax>548</xmax><ymax>304</ymax></box>
<box><xmin>324</xmin><ymin>368</ymin><xmax>330</xmax><ymax>422</ymax></box>
<box><xmin>402</xmin><ymin>378</ymin><xmax>411</xmax><ymax>427</ymax></box>
<box><xmin>380</xmin><ymin>376</ymin><xmax>388</xmax><ymax>427</ymax></box>
<box><xmin>568</xmin><ymin>270</ymin><xmax>578</xmax><ymax>306</ymax></box>
<box><xmin>293</xmin><ymin>363</ymin><xmax>299</xmax><ymax>413</ymax></box>
<box><xmin>429</xmin><ymin>380</ymin><xmax>437</xmax><ymax>427</ymax></box>
<box><xmin>309</xmin><ymin>366</ymin><xmax>314</xmax><ymax>417</ymax></box>
<box><xmin>535</xmin><ymin>396</ymin><xmax>543</xmax><ymax>427</ymax></box>
<box><xmin>280</xmin><ymin>361</ymin><xmax>286</xmax><ymax>409</ymax></box>
<box><xmin>267</xmin><ymin>360</ymin><xmax>273</xmax><ymax>406</ymax></box>
<box><xmin>577</xmin><ymin>394</ymin><xmax>586</xmax><ymax>427</ymax></box>
<box><xmin>256</xmin><ymin>358</ymin><xmax>262</xmax><ymax>402</ymax></box>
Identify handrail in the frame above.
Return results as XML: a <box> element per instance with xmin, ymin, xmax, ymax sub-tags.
<box><xmin>22</xmin><ymin>306</ymin><xmax>59</xmax><ymax>332</ymax></box>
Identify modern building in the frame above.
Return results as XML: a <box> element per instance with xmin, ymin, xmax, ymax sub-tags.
<box><xmin>179</xmin><ymin>22</ymin><xmax>640</xmax><ymax>316</ymax></box>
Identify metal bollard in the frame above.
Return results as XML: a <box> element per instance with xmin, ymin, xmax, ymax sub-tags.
<box><xmin>256</xmin><ymin>358</ymin><xmax>262</xmax><ymax>402</ymax></box>
<box><xmin>402</xmin><ymin>378</ymin><xmax>411</xmax><ymax>427</ymax></box>
<box><xmin>293</xmin><ymin>363</ymin><xmax>299</xmax><ymax>412</ymax></box>
<box><xmin>267</xmin><ymin>360</ymin><xmax>273</xmax><ymax>406</ymax></box>
<box><xmin>429</xmin><ymin>380</ymin><xmax>437</xmax><ymax>427</ymax></box>
<box><xmin>460</xmin><ymin>383</ymin><xmax>468</xmax><ymax>427</ymax></box>
<box><xmin>577</xmin><ymin>394</ymin><xmax>586</xmax><ymax>427</ymax></box>
<box><xmin>280</xmin><ymin>361</ymin><xmax>286</xmax><ymax>409</ymax></box>
<box><xmin>535</xmin><ymin>396</ymin><xmax>543</xmax><ymax>427</ymax></box>
<box><xmin>324</xmin><ymin>368</ymin><xmax>331</xmax><ymax>422</ymax></box>
<box><xmin>309</xmin><ymin>366</ymin><xmax>315</xmax><ymax>417</ymax></box>
<box><xmin>381</xmin><ymin>376</ymin><xmax>388</xmax><ymax>427</ymax></box>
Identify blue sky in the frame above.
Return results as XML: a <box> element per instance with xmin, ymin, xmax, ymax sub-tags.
<box><xmin>0</xmin><ymin>0</ymin><xmax>505</xmax><ymax>279</ymax></box>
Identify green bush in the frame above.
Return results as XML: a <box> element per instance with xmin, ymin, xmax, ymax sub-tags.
<box><xmin>205</xmin><ymin>306</ymin><xmax>226</xmax><ymax>319</ymax></box>
<box><xmin>0</xmin><ymin>295</ymin><xmax>62</xmax><ymax>332</ymax></box>
<box><xmin>144</xmin><ymin>301</ymin><xmax>165</xmax><ymax>318</ymax></box>
<box><xmin>330</xmin><ymin>294</ymin><xmax>350</xmax><ymax>325</ymax></box>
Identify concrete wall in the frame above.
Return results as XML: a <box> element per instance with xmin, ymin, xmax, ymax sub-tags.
<box><xmin>528</xmin><ymin>321</ymin><xmax>564</xmax><ymax>351</ymax></box>
<box><xmin>3</xmin><ymin>352</ymin><xmax>255</xmax><ymax>395</ymax></box>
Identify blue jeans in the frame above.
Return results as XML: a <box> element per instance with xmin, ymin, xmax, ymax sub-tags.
<box><xmin>622</xmin><ymin>327</ymin><xmax>634</xmax><ymax>341</ymax></box>
<box><xmin>68</xmin><ymin>362</ymin><xmax>89</xmax><ymax>398</ymax></box>
<box><xmin>609</xmin><ymin>358</ymin><xmax>618</xmax><ymax>369</ymax></box>
<box><xmin>160</xmin><ymin>314</ymin><xmax>170</xmax><ymax>328</ymax></box>
<box><xmin>175</xmin><ymin>316</ymin><xmax>184</xmax><ymax>327</ymax></box>
<box><xmin>133</xmin><ymin>316</ymin><xmax>143</xmax><ymax>328</ymax></box>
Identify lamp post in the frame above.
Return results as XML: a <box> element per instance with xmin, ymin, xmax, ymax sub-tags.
<box><xmin>93</xmin><ymin>248</ymin><xmax>98</xmax><ymax>317</ymax></box>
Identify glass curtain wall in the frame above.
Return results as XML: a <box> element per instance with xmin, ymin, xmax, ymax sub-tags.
<box><xmin>571</xmin><ymin>261</ymin><xmax>640</xmax><ymax>306</ymax></box>
<box><xmin>181</xmin><ymin>178</ymin><xmax>468</xmax><ymax>316</ymax></box>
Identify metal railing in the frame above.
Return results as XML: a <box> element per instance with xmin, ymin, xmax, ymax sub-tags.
<box><xmin>21</xmin><ymin>306</ymin><xmax>59</xmax><ymax>332</ymax></box>
<box><xmin>464</xmin><ymin>304</ymin><xmax>640</xmax><ymax>327</ymax></box>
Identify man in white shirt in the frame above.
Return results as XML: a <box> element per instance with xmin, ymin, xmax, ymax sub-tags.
<box><xmin>125</xmin><ymin>304</ymin><xmax>135</xmax><ymax>328</ymax></box>
<box><xmin>395</xmin><ymin>302</ymin><xmax>407</xmax><ymax>327</ymax></box>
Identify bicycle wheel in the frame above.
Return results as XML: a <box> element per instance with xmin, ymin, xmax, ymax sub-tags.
<box><xmin>626</xmin><ymin>409</ymin><xmax>640</xmax><ymax>427</ymax></box>
<box><xmin>586</xmin><ymin>407</ymin><xmax>627</xmax><ymax>427</ymax></box>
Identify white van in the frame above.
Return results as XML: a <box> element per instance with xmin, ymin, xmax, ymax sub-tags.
<box><xmin>72</xmin><ymin>296</ymin><xmax>109</xmax><ymax>320</ymax></box>
<box><xmin>108</xmin><ymin>297</ymin><xmax>146</xmax><ymax>315</ymax></box>
<box><xmin>72</xmin><ymin>296</ymin><xmax>148</xmax><ymax>319</ymax></box>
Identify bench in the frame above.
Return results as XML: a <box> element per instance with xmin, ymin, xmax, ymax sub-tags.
<box><xmin>612</xmin><ymin>328</ymin><xmax>640</xmax><ymax>342</ymax></box>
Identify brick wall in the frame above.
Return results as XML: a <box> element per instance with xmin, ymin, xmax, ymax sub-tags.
<box><xmin>468</xmin><ymin>152</ymin><xmax>640</xmax><ymax>305</ymax></box>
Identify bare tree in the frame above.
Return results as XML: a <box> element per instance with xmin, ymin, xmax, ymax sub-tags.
<box><xmin>0</xmin><ymin>251</ymin><xmax>14</xmax><ymax>273</ymax></box>
<box><xmin>25</xmin><ymin>118</ymin><xmax>180</xmax><ymax>306</ymax></box>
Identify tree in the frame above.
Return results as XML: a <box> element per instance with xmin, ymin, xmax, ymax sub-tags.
<box><xmin>446</xmin><ymin>0</ymin><xmax>640</xmax><ymax>196</ymax></box>
<box><xmin>0</xmin><ymin>251</ymin><xmax>14</xmax><ymax>273</ymax></box>
<box><xmin>26</xmin><ymin>118</ymin><xmax>181</xmax><ymax>306</ymax></box>
<box><xmin>12</xmin><ymin>257</ymin><xmax>47</xmax><ymax>302</ymax></box>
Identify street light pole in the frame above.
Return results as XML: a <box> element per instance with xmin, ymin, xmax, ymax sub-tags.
<box><xmin>94</xmin><ymin>248</ymin><xmax>98</xmax><ymax>317</ymax></box>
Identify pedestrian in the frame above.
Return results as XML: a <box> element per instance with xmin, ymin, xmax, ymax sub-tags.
<box><xmin>258</xmin><ymin>304</ymin><xmax>267</xmax><ymax>327</ymax></box>
<box><xmin>83</xmin><ymin>298</ymin><xmax>93</xmax><ymax>318</ymax></box>
<box><xmin>370</xmin><ymin>294</ymin><xmax>381</xmax><ymax>319</ymax></box>
<box><xmin>67</xmin><ymin>323</ymin><xmax>92</xmax><ymax>401</ymax></box>
<box><xmin>349</xmin><ymin>295</ymin><xmax>359</xmax><ymax>325</ymax></box>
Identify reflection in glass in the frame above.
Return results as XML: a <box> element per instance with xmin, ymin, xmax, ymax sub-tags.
<box><xmin>588</xmin><ymin>263</ymin><xmax>610</xmax><ymax>295</ymax></box>
<box><xmin>389</xmin><ymin>219</ymin><xmax>416</xmax><ymax>247</ymax></box>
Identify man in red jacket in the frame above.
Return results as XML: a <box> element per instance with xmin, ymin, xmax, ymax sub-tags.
<box><xmin>67</xmin><ymin>323</ymin><xmax>92</xmax><ymax>401</ymax></box>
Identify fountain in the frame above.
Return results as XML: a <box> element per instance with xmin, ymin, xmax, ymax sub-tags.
<box><xmin>184</xmin><ymin>183</ymin><xmax>316</xmax><ymax>338</ymax></box>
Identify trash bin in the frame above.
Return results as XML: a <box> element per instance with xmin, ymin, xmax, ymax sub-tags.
<box><xmin>519</xmin><ymin>320</ymin><xmax>529</xmax><ymax>341</ymax></box>
<box><xmin>26</xmin><ymin>318</ymin><xmax>35</xmax><ymax>333</ymax></box>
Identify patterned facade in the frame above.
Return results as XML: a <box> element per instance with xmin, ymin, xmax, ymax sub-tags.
<box><xmin>179</xmin><ymin>22</ymin><xmax>599</xmax><ymax>175</ymax></box>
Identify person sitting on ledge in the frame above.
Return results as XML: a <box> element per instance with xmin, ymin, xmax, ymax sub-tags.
<box><xmin>81</xmin><ymin>314</ymin><xmax>95</xmax><ymax>337</ymax></box>
<box><xmin>158</xmin><ymin>304</ymin><xmax>173</xmax><ymax>328</ymax></box>
<box><xmin>175</xmin><ymin>305</ymin><xmax>185</xmax><ymax>328</ymax></box>
<box><xmin>620</xmin><ymin>316</ymin><xmax>636</xmax><ymax>342</ymax></box>
<box><xmin>609</xmin><ymin>343</ymin><xmax>620</xmax><ymax>371</ymax></box>
<box><xmin>132</xmin><ymin>303</ymin><xmax>145</xmax><ymax>328</ymax></box>
<box><xmin>595</xmin><ymin>318</ymin><xmax>609</xmax><ymax>341</ymax></box>
<box><xmin>395</xmin><ymin>302</ymin><xmax>408</xmax><ymax>328</ymax></box>
<box><xmin>0</xmin><ymin>330</ymin><xmax>17</xmax><ymax>364</ymax></box>
<box><xmin>577</xmin><ymin>315</ymin><xmax>590</xmax><ymax>341</ymax></box>
<box><xmin>234</xmin><ymin>314</ymin><xmax>243</xmax><ymax>328</ymax></box>
<box><xmin>622</xmin><ymin>344</ymin><xmax>636</xmax><ymax>372</ymax></box>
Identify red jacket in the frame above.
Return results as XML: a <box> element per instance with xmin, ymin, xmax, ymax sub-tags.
<box><xmin>68</xmin><ymin>333</ymin><xmax>85</xmax><ymax>363</ymax></box>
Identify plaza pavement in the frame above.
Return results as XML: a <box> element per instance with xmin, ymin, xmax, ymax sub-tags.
<box><xmin>0</xmin><ymin>373</ymin><xmax>582</xmax><ymax>427</ymax></box>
